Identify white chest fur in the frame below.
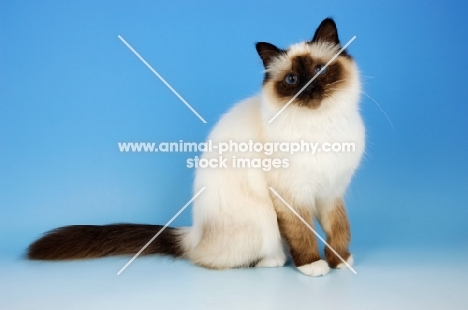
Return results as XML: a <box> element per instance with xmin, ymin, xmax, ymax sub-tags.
<box><xmin>262</xmin><ymin>94</ymin><xmax>365</xmax><ymax>209</ymax></box>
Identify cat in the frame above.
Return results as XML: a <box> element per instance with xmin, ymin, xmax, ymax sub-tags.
<box><xmin>27</xmin><ymin>18</ymin><xmax>365</xmax><ymax>277</ymax></box>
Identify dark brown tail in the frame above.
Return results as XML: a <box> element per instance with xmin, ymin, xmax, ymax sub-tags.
<box><xmin>27</xmin><ymin>224</ymin><xmax>185</xmax><ymax>260</ymax></box>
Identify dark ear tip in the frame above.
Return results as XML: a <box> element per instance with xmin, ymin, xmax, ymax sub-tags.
<box><xmin>322</xmin><ymin>17</ymin><xmax>336</xmax><ymax>24</ymax></box>
<box><xmin>312</xmin><ymin>17</ymin><xmax>340</xmax><ymax>44</ymax></box>
<box><xmin>255</xmin><ymin>42</ymin><xmax>278</xmax><ymax>53</ymax></box>
<box><xmin>255</xmin><ymin>42</ymin><xmax>282</xmax><ymax>68</ymax></box>
<box><xmin>255</xmin><ymin>42</ymin><xmax>263</xmax><ymax>54</ymax></box>
<box><xmin>319</xmin><ymin>17</ymin><xmax>337</xmax><ymax>29</ymax></box>
<box><xmin>255</xmin><ymin>42</ymin><xmax>269</xmax><ymax>49</ymax></box>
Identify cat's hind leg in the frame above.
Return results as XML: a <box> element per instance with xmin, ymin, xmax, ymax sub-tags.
<box><xmin>255</xmin><ymin>255</ymin><xmax>286</xmax><ymax>268</ymax></box>
<box><xmin>255</xmin><ymin>239</ymin><xmax>286</xmax><ymax>268</ymax></box>
<box><xmin>255</xmin><ymin>207</ymin><xmax>287</xmax><ymax>268</ymax></box>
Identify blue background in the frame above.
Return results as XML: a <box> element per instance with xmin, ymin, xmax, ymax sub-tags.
<box><xmin>2</xmin><ymin>1</ymin><xmax>468</xmax><ymax>309</ymax></box>
<box><xmin>2</xmin><ymin>0</ymin><xmax>467</xmax><ymax>261</ymax></box>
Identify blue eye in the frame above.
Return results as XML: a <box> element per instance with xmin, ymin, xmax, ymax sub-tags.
<box><xmin>285</xmin><ymin>74</ymin><xmax>298</xmax><ymax>85</ymax></box>
<box><xmin>315</xmin><ymin>64</ymin><xmax>327</xmax><ymax>75</ymax></box>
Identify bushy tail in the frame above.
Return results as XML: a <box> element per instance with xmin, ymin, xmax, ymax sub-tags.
<box><xmin>27</xmin><ymin>224</ymin><xmax>185</xmax><ymax>260</ymax></box>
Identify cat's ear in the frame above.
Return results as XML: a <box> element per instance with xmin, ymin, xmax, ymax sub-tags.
<box><xmin>311</xmin><ymin>18</ymin><xmax>340</xmax><ymax>45</ymax></box>
<box><xmin>256</xmin><ymin>42</ymin><xmax>283</xmax><ymax>68</ymax></box>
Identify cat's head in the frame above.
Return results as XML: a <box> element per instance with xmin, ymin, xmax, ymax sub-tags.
<box><xmin>256</xmin><ymin>18</ymin><xmax>359</xmax><ymax>111</ymax></box>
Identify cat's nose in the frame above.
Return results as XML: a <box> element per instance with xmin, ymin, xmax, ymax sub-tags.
<box><xmin>305</xmin><ymin>82</ymin><xmax>316</xmax><ymax>92</ymax></box>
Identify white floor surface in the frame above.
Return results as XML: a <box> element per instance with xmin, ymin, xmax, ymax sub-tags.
<box><xmin>1</xmin><ymin>246</ymin><xmax>467</xmax><ymax>310</ymax></box>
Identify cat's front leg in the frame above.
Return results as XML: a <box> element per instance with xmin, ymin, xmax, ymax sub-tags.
<box><xmin>318</xmin><ymin>198</ymin><xmax>353</xmax><ymax>269</ymax></box>
<box><xmin>273</xmin><ymin>199</ymin><xmax>330</xmax><ymax>276</ymax></box>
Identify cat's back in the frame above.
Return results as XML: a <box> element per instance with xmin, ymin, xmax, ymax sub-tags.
<box><xmin>208</xmin><ymin>95</ymin><xmax>264</xmax><ymax>143</ymax></box>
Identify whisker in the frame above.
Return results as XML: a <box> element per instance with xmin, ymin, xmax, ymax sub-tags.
<box><xmin>327</xmin><ymin>79</ymin><xmax>348</xmax><ymax>86</ymax></box>
<box><xmin>324</xmin><ymin>95</ymin><xmax>338</xmax><ymax>105</ymax></box>
<box><xmin>362</xmin><ymin>91</ymin><xmax>394</xmax><ymax>131</ymax></box>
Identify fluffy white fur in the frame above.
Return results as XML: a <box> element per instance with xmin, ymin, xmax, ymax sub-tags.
<box><xmin>181</xmin><ymin>42</ymin><xmax>365</xmax><ymax>276</ymax></box>
<box><xmin>297</xmin><ymin>259</ymin><xmax>330</xmax><ymax>277</ymax></box>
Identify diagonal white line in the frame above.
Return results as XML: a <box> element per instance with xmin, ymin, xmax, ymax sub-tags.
<box><xmin>268</xmin><ymin>36</ymin><xmax>357</xmax><ymax>123</ymax></box>
<box><xmin>118</xmin><ymin>35</ymin><xmax>207</xmax><ymax>124</ymax></box>
<box><xmin>117</xmin><ymin>187</ymin><xmax>206</xmax><ymax>275</ymax></box>
<box><xmin>269</xmin><ymin>187</ymin><xmax>357</xmax><ymax>275</ymax></box>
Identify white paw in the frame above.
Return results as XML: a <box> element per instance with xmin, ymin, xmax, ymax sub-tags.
<box><xmin>336</xmin><ymin>255</ymin><xmax>354</xmax><ymax>269</ymax></box>
<box><xmin>256</xmin><ymin>254</ymin><xmax>287</xmax><ymax>268</ymax></box>
<box><xmin>297</xmin><ymin>259</ymin><xmax>330</xmax><ymax>277</ymax></box>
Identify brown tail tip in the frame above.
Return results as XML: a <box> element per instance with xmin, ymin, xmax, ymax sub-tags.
<box><xmin>27</xmin><ymin>224</ymin><xmax>185</xmax><ymax>260</ymax></box>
